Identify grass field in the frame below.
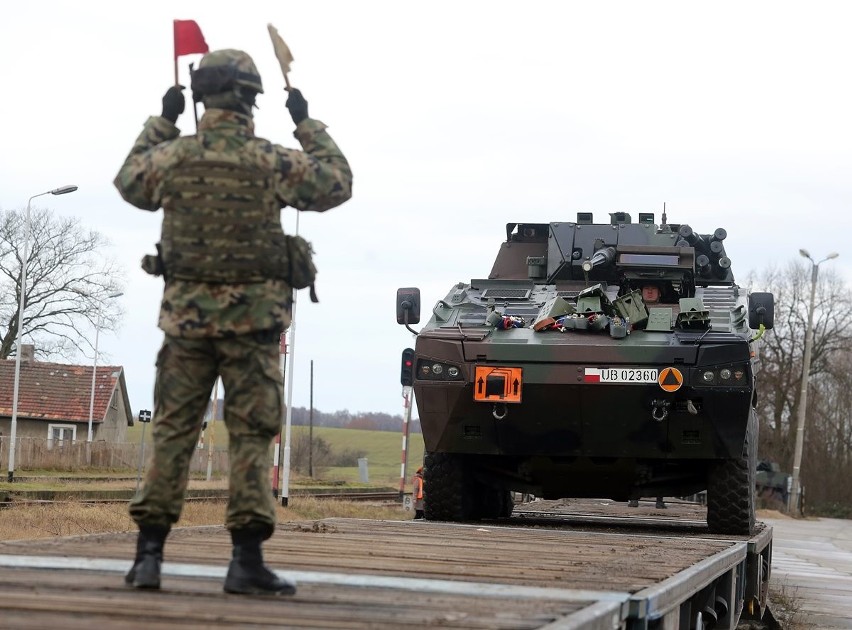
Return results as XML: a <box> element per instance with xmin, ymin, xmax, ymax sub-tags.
<box><xmin>0</xmin><ymin>498</ymin><xmax>410</xmax><ymax>541</ymax></box>
<box><xmin>125</xmin><ymin>422</ymin><xmax>425</xmax><ymax>488</ymax></box>
<box><xmin>305</xmin><ymin>426</ymin><xmax>425</xmax><ymax>485</ymax></box>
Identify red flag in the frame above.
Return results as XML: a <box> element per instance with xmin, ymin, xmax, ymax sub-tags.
<box><xmin>173</xmin><ymin>20</ymin><xmax>209</xmax><ymax>59</ymax></box>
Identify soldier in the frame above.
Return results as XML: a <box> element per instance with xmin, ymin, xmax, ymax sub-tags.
<box><xmin>114</xmin><ymin>49</ymin><xmax>352</xmax><ymax>595</ymax></box>
<box><xmin>641</xmin><ymin>282</ymin><xmax>661</xmax><ymax>305</ymax></box>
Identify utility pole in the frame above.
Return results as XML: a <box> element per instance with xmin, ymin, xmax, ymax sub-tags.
<box><xmin>309</xmin><ymin>359</ymin><xmax>314</xmax><ymax>478</ymax></box>
<box><xmin>788</xmin><ymin>249</ymin><xmax>839</xmax><ymax>514</ymax></box>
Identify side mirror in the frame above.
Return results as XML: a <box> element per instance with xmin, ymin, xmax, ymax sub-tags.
<box><xmin>396</xmin><ymin>287</ymin><xmax>421</xmax><ymax>325</ymax></box>
<box><xmin>748</xmin><ymin>292</ymin><xmax>775</xmax><ymax>330</ymax></box>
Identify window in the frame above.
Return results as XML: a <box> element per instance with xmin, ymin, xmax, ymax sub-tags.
<box><xmin>47</xmin><ymin>424</ymin><xmax>77</xmax><ymax>449</ymax></box>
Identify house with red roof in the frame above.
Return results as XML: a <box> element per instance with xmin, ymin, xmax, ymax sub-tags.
<box><xmin>0</xmin><ymin>344</ymin><xmax>133</xmax><ymax>445</ymax></box>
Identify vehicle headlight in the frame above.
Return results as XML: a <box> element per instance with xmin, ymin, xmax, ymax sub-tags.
<box><xmin>693</xmin><ymin>364</ymin><xmax>749</xmax><ymax>387</ymax></box>
<box><xmin>416</xmin><ymin>359</ymin><xmax>465</xmax><ymax>381</ymax></box>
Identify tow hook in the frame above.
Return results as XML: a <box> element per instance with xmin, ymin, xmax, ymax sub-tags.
<box><xmin>492</xmin><ymin>403</ymin><xmax>508</xmax><ymax>420</ymax></box>
<box><xmin>651</xmin><ymin>400</ymin><xmax>670</xmax><ymax>422</ymax></box>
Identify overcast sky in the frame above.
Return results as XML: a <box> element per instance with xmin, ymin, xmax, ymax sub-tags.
<box><xmin>1</xmin><ymin>1</ymin><xmax>850</xmax><ymax>420</ymax></box>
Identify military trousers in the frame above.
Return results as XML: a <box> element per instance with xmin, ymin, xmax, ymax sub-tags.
<box><xmin>129</xmin><ymin>332</ymin><xmax>282</xmax><ymax>533</ymax></box>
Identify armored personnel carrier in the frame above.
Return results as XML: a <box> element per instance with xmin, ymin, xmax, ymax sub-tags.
<box><xmin>396</xmin><ymin>211</ymin><xmax>774</xmax><ymax>535</ymax></box>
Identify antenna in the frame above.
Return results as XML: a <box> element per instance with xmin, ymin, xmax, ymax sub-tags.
<box><xmin>661</xmin><ymin>202</ymin><xmax>668</xmax><ymax>226</ymax></box>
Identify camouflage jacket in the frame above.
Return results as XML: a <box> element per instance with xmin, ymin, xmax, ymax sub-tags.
<box><xmin>114</xmin><ymin>109</ymin><xmax>352</xmax><ymax>338</ymax></box>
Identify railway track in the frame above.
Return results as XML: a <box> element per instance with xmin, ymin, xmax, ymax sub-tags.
<box><xmin>1</xmin><ymin>488</ymin><xmax>401</xmax><ymax>507</ymax></box>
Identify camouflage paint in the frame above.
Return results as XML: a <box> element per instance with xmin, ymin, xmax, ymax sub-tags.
<box><xmin>115</xmin><ymin>109</ymin><xmax>351</xmax><ymax>338</ymax></box>
<box><xmin>129</xmin><ymin>334</ymin><xmax>282</xmax><ymax>530</ymax></box>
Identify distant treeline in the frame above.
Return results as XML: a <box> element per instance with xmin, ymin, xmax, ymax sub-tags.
<box><xmin>206</xmin><ymin>400</ymin><xmax>421</xmax><ymax>433</ymax></box>
<box><xmin>290</xmin><ymin>407</ymin><xmax>422</xmax><ymax>433</ymax></box>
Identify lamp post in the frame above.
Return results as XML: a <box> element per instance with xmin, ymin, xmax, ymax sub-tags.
<box><xmin>788</xmin><ymin>249</ymin><xmax>839</xmax><ymax>513</ymax></box>
<box><xmin>7</xmin><ymin>185</ymin><xmax>78</xmax><ymax>482</ymax></box>
<box><xmin>87</xmin><ymin>292</ymin><xmax>124</xmax><ymax>443</ymax></box>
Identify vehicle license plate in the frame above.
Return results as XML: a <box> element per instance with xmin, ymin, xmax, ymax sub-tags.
<box><xmin>584</xmin><ymin>367</ymin><xmax>659</xmax><ymax>384</ymax></box>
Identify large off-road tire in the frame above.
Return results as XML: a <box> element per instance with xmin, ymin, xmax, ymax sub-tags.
<box><xmin>707</xmin><ymin>412</ymin><xmax>757</xmax><ymax>535</ymax></box>
<box><xmin>423</xmin><ymin>452</ymin><xmax>481</xmax><ymax>521</ymax></box>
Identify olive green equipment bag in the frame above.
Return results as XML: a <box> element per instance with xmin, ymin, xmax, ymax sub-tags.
<box><xmin>141</xmin><ymin>236</ymin><xmax>320</xmax><ymax>303</ymax></box>
<box><xmin>285</xmin><ymin>233</ymin><xmax>319</xmax><ymax>303</ymax></box>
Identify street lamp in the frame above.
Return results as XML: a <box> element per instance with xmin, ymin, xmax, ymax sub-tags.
<box><xmin>8</xmin><ymin>185</ymin><xmax>78</xmax><ymax>482</ymax></box>
<box><xmin>87</xmin><ymin>292</ymin><xmax>124</xmax><ymax>443</ymax></box>
<box><xmin>788</xmin><ymin>249</ymin><xmax>839</xmax><ymax>513</ymax></box>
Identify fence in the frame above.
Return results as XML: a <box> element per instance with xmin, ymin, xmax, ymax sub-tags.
<box><xmin>0</xmin><ymin>437</ymin><xmax>230</xmax><ymax>475</ymax></box>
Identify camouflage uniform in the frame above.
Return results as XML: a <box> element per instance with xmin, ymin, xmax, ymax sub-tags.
<box><xmin>115</xmin><ymin>94</ymin><xmax>351</xmax><ymax>534</ymax></box>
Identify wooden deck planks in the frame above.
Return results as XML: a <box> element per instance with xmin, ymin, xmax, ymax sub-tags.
<box><xmin>0</xmin><ymin>502</ymin><xmax>757</xmax><ymax>629</ymax></box>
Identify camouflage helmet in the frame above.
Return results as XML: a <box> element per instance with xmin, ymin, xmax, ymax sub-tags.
<box><xmin>192</xmin><ymin>49</ymin><xmax>264</xmax><ymax>96</ymax></box>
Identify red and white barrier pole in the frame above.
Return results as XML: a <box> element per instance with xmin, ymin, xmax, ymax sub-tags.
<box><xmin>205</xmin><ymin>378</ymin><xmax>218</xmax><ymax>481</ymax></box>
<box><xmin>398</xmin><ymin>386</ymin><xmax>413</xmax><ymax>499</ymax></box>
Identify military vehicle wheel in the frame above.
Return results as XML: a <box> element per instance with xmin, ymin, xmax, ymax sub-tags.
<box><xmin>423</xmin><ymin>451</ymin><xmax>481</xmax><ymax>521</ymax></box>
<box><xmin>500</xmin><ymin>489</ymin><xmax>514</xmax><ymax>518</ymax></box>
<box><xmin>480</xmin><ymin>487</ymin><xmax>514</xmax><ymax>519</ymax></box>
<box><xmin>707</xmin><ymin>413</ymin><xmax>757</xmax><ymax>535</ymax></box>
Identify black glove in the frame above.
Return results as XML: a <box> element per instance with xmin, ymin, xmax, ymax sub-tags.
<box><xmin>286</xmin><ymin>88</ymin><xmax>309</xmax><ymax>125</ymax></box>
<box><xmin>161</xmin><ymin>85</ymin><xmax>186</xmax><ymax>123</ymax></box>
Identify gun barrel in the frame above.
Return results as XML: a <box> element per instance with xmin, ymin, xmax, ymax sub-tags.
<box><xmin>582</xmin><ymin>246</ymin><xmax>616</xmax><ymax>272</ymax></box>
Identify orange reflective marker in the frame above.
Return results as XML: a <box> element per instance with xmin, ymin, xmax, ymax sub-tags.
<box><xmin>658</xmin><ymin>367</ymin><xmax>684</xmax><ymax>392</ymax></box>
<box><xmin>474</xmin><ymin>366</ymin><xmax>523</xmax><ymax>403</ymax></box>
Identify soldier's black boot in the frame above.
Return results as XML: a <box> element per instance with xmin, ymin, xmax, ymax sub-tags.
<box><xmin>224</xmin><ymin>527</ymin><xmax>297</xmax><ymax>596</ymax></box>
<box><xmin>125</xmin><ymin>525</ymin><xmax>169</xmax><ymax>589</ymax></box>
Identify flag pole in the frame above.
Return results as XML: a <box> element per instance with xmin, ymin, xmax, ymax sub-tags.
<box><xmin>189</xmin><ymin>62</ymin><xmax>199</xmax><ymax>132</ymax></box>
<box><xmin>172</xmin><ymin>19</ymin><xmax>179</xmax><ymax>85</ymax></box>
<box><xmin>172</xmin><ymin>20</ymin><xmax>178</xmax><ymax>85</ymax></box>
<box><xmin>281</xmin><ymin>211</ymin><xmax>300</xmax><ymax>506</ymax></box>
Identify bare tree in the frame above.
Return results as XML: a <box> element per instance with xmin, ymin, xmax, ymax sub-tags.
<box><xmin>289</xmin><ymin>429</ymin><xmax>333</xmax><ymax>475</ymax></box>
<box><xmin>803</xmin><ymin>349</ymin><xmax>852</xmax><ymax>509</ymax></box>
<box><xmin>0</xmin><ymin>207</ymin><xmax>124</xmax><ymax>361</ymax></box>
<box><xmin>749</xmin><ymin>261</ymin><xmax>852</xmax><ymax>510</ymax></box>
